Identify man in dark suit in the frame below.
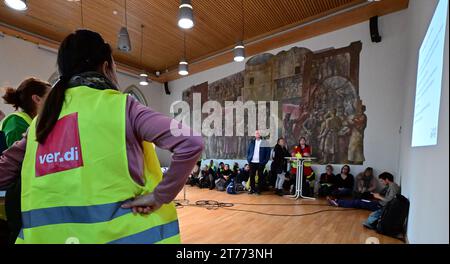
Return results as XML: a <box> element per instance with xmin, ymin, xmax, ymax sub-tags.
<box><xmin>247</xmin><ymin>130</ymin><xmax>271</xmax><ymax>194</ymax></box>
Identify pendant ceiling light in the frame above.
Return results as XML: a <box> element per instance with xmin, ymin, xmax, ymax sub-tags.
<box><xmin>4</xmin><ymin>0</ymin><xmax>27</xmax><ymax>11</ymax></box>
<box><xmin>234</xmin><ymin>0</ymin><xmax>246</xmax><ymax>62</ymax></box>
<box><xmin>139</xmin><ymin>24</ymin><xmax>149</xmax><ymax>86</ymax></box>
<box><xmin>118</xmin><ymin>0</ymin><xmax>131</xmax><ymax>52</ymax></box>
<box><xmin>178</xmin><ymin>0</ymin><xmax>194</xmax><ymax>29</ymax></box>
<box><xmin>178</xmin><ymin>33</ymin><xmax>189</xmax><ymax>76</ymax></box>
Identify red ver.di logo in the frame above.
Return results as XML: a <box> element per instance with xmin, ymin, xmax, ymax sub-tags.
<box><xmin>35</xmin><ymin>113</ymin><xmax>84</xmax><ymax>177</ymax></box>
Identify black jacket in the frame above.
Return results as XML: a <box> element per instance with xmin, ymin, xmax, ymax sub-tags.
<box><xmin>271</xmin><ymin>144</ymin><xmax>290</xmax><ymax>173</ymax></box>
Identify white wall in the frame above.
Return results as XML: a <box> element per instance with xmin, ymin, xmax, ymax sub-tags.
<box><xmin>398</xmin><ymin>0</ymin><xmax>449</xmax><ymax>244</ymax></box>
<box><xmin>0</xmin><ymin>33</ymin><xmax>168</xmax><ymax>162</ymax></box>
<box><xmin>0</xmin><ymin>34</ymin><xmax>164</xmax><ymax>114</ymax></box>
<box><xmin>162</xmin><ymin>9</ymin><xmax>411</xmax><ymax>179</ymax></box>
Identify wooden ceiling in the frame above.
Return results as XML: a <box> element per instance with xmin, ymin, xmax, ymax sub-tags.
<box><xmin>0</xmin><ymin>0</ymin><xmax>409</xmax><ymax>82</ymax></box>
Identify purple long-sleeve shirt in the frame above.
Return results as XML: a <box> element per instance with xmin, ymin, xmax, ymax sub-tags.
<box><xmin>0</xmin><ymin>96</ymin><xmax>204</xmax><ymax>204</ymax></box>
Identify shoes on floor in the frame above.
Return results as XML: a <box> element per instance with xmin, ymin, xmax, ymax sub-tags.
<box><xmin>326</xmin><ymin>196</ymin><xmax>339</xmax><ymax>207</ymax></box>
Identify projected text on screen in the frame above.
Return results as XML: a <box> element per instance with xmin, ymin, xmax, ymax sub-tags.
<box><xmin>412</xmin><ymin>0</ymin><xmax>448</xmax><ymax>147</ymax></box>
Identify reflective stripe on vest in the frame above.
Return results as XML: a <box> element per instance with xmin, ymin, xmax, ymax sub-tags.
<box><xmin>20</xmin><ymin>86</ymin><xmax>180</xmax><ymax>244</ymax></box>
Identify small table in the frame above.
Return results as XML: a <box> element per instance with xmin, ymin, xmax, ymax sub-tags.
<box><xmin>285</xmin><ymin>157</ymin><xmax>316</xmax><ymax>200</ymax></box>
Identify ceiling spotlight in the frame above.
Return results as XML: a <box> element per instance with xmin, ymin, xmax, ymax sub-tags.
<box><xmin>178</xmin><ymin>0</ymin><xmax>194</xmax><ymax>29</ymax></box>
<box><xmin>4</xmin><ymin>0</ymin><xmax>28</xmax><ymax>11</ymax></box>
<box><xmin>178</xmin><ymin>60</ymin><xmax>189</xmax><ymax>76</ymax></box>
<box><xmin>234</xmin><ymin>41</ymin><xmax>245</xmax><ymax>62</ymax></box>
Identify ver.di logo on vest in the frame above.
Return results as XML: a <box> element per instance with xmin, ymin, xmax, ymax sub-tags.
<box><xmin>35</xmin><ymin>113</ymin><xmax>84</xmax><ymax>177</ymax></box>
<box><xmin>38</xmin><ymin>147</ymin><xmax>80</xmax><ymax>165</ymax></box>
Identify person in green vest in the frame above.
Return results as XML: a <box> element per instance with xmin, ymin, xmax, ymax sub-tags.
<box><xmin>0</xmin><ymin>78</ymin><xmax>50</xmax><ymax>244</ymax></box>
<box><xmin>1</xmin><ymin>78</ymin><xmax>50</xmax><ymax>147</ymax></box>
<box><xmin>0</xmin><ymin>30</ymin><xmax>203</xmax><ymax>244</ymax></box>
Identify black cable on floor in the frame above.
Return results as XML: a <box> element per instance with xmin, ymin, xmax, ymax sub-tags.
<box><xmin>177</xmin><ymin>199</ymin><xmax>359</xmax><ymax>217</ymax></box>
<box><xmin>222</xmin><ymin>207</ymin><xmax>359</xmax><ymax>217</ymax></box>
<box><xmin>233</xmin><ymin>202</ymin><xmax>330</xmax><ymax>207</ymax></box>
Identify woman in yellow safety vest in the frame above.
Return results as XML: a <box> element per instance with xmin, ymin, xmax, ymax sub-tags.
<box><xmin>0</xmin><ymin>30</ymin><xmax>204</xmax><ymax>244</ymax></box>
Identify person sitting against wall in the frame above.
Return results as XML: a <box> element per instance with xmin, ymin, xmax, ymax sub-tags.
<box><xmin>232</xmin><ymin>162</ymin><xmax>240</xmax><ymax>178</ymax></box>
<box><xmin>272</xmin><ymin>138</ymin><xmax>290</xmax><ymax>196</ymax></box>
<box><xmin>237</xmin><ymin>164</ymin><xmax>250</xmax><ymax>189</ymax></box>
<box><xmin>199</xmin><ymin>165</ymin><xmax>213</xmax><ymax>189</ymax></box>
<box><xmin>217</xmin><ymin>162</ymin><xmax>225</xmax><ymax>175</ymax></box>
<box><xmin>353</xmin><ymin>167</ymin><xmax>377</xmax><ymax>199</ymax></box>
<box><xmin>331</xmin><ymin>165</ymin><xmax>354</xmax><ymax>198</ymax></box>
<box><xmin>318</xmin><ymin>165</ymin><xmax>336</xmax><ymax>197</ymax></box>
<box><xmin>207</xmin><ymin>160</ymin><xmax>217</xmax><ymax>178</ymax></box>
<box><xmin>215</xmin><ymin>164</ymin><xmax>232</xmax><ymax>192</ymax></box>
<box><xmin>327</xmin><ymin>172</ymin><xmax>400</xmax><ymax>229</ymax></box>
<box><xmin>186</xmin><ymin>160</ymin><xmax>201</xmax><ymax>186</ymax></box>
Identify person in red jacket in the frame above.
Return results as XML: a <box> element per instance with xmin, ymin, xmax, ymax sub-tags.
<box><xmin>290</xmin><ymin>137</ymin><xmax>316</xmax><ymax>196</ymax></box>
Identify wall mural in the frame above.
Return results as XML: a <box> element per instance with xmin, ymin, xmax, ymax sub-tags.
<box><xmin>182</xmin><ymin>41</ymin><xmax>365</xmax><ymax>164</ymax></box>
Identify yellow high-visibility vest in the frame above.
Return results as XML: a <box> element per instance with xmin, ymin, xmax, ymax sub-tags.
<box><xmin>18</xmin><ymin>86</ymin><xmax>180</xmax><ymax>244</ymax></box>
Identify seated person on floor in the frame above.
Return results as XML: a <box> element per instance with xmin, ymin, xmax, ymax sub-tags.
<box><xmin>199</xmin><ymin>165</ymin><xmax>214</xmax><ymax>189</ymax></box>
<box><xmin>208</xmin><ymin>160</ymin><xmax>216</xmax><ymax>172</ymax></box>
<box><xmin>217</xmin><ymin>162</ymin><xmax>225</xmax><ymax>174</ymax></box>
<box><xmin>353</xmin><ymin>167</ymin><xmax>377</xmax><ymax>199</ymax></box>
<box><xmin>318</xmin><ymin>165</ymin><xmax>336</xmax><ymax>197</ymax></box>
<box><xmin>216</xmin><ymin>164</ymin><xmax>233</xmax><ymax>192</ymax></box>
<box><xmin>331</xmin><ymin>165</ymin><xmax>354</xmax><ymax>198</ymax></box>
<box><xmin>237</xmin><ymin>164</ymin><xmax>250</xmax><ymax>190</ymax></box>
<box><xmin>186</xmin><ymin>160</ymin><xmax>201</xmax><ymax>186</ymax></box>
<box><xmin>327</xmin><ymin>172</ymin><xmax>400</xmax><ymax>229</ymax></box>
<box><xmin>232</xmin><ymin>162</ymin><xmax>240</xmax><ymax>177</ymax></box>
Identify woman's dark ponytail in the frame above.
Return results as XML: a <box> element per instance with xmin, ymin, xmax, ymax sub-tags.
<box><xmin>2</xmin><ymin>87</ymin><xmax>20</xmax><ymax>109</ymax></box>
<box><xmin>35</xmin><ymin>77</ymin><xmax>70</xmax><ymax>143</ymax></box>
<box><xmin>36</xmin><ymin>30</ymin><xmax>113</xmax><ymax>144</ymax></box>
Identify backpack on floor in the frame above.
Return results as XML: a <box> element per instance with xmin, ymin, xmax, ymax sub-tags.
<box><xmin>226</xmin><ymin>179</ymin><xmax>237</xmax><ymax>194</ymax></box>
<box><xmin>376</xmin><ymin>194</ymin><xmax>410</xmax><ymax>238</ymax></box>
<box><xmin>215</xmin><ymin>178</ymin><xmax>226</xmax><ymax>192</ymax></box>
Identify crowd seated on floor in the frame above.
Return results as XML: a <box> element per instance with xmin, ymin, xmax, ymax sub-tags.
<box><xmin>186</xmin><ymin>160</ymin><xmax>387</xmax><ymax>199</ymax></box>
<box><xmin>185</xmin><ymin>159</ymin><xmax>404</xmax><ymax>235</ymax></box>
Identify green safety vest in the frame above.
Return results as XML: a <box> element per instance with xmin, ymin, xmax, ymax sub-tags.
<box><xmin>0</xmin><ymin>111</ymin><xmax>33</xmax><ymax>130</ymax></box>
<box><xmin>18</xmin><ymin>86</ymin><xmax>180</xmax><ymax>244</ymax></box>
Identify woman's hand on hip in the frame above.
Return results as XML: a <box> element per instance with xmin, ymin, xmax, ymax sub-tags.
<box><xmin>121</xmin><ymin>193</ymin><xmax>162</xmax><ymax>215</ymax></box>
